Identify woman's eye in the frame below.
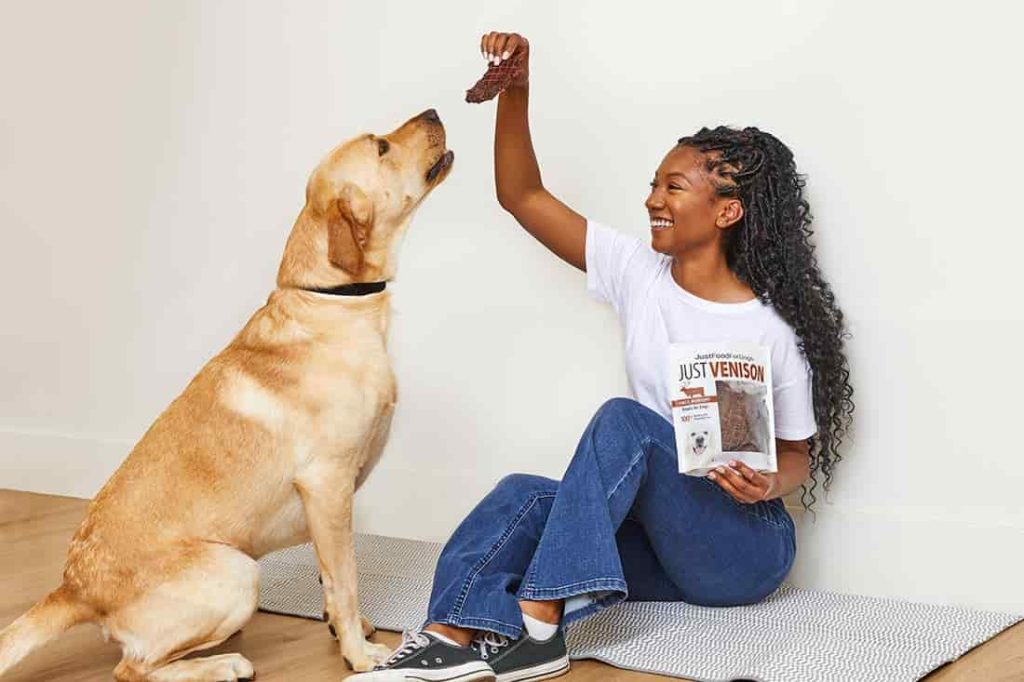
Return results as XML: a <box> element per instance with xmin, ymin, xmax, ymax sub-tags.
<box><xmin>669</xmin><ymin>184</ymin><xmax>682</xmax><ymax>191</ymax></box>
<box><xmin>377</xmin><ymin>139</ymin><xmax>390</xmax><ymax>156</ymax></box>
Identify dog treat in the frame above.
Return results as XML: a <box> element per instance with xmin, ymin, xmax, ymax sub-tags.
<box><xmin>717</xmin><ymin>381</ymin><xmax>761</xmax><ymax>453</ymax></box>
<box><xmin>465</xmin><ymin>51</ymin><xmax>526</xmax><ymax>103</ymax></box>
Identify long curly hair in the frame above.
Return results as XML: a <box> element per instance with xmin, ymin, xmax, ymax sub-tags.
<box><xmin>677</xmin><ymin>126</ymin><xmax>854</xmax><ymax>511</ymax></box>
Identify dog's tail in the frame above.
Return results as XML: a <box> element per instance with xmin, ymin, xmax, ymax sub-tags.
<box><xmin>0</xmin><ymin>586</ymin><xmax>91</xmax><ymax>677</ymax></box>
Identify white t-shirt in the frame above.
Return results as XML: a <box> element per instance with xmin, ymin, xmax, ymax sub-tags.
<box><xmin>586</xmin><ymin>219</ymin><xmax>817</xmax><ymax>441</ymax></box>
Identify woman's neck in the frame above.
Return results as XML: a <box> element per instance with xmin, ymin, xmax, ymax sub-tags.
<box><xmin>670</xmin><ymin>250</ymin><xmax>755</xmax><ymax>303</ymax></box>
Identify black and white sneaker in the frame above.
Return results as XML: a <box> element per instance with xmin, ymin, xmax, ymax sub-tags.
<box><xmin>348</xmin><ymin>630</ymin><xmax>495</xmax><ymax>681</ymax></box>
<box><xmin>471</xmin><ymin>630</ymin><xmax>570</xmax><ymax>682</ymax></box>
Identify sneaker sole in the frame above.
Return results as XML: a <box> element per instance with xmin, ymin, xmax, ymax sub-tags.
<box><xmin>495</xmin><ymin>655</ymin><xmax>571</xmax><ymax>682</ymax></box>
<box><xmin>353</xmin><ymin>661</ymin><xmax>496</xmax><ymax>682</ymax></box>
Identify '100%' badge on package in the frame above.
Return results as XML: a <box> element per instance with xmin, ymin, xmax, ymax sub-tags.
<box><xmin>668</xmin><ymin>342</ymin><xmax>777</xmax><ymax>477</ymax></box>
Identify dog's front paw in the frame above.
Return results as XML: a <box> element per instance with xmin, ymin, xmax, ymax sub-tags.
<box><xmin>364</xmin><ymin>640</ymin><xmax>392</xmax><ymax>666</ymax></box>
<box><xmin>345</xmin><ymin>640</ymin><xmax>392</xmax><ymax>672</ymax></box>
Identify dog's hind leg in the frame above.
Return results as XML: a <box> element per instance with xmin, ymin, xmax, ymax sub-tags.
<box><xmin>115</xmin><ymin>654</ymin><xmax>254</xmax><ymax>682</ymax></box>
<box><xmin>108</xmin><ymin>542</ymin><xmax>259</xmax><ymax>682</ymax></box>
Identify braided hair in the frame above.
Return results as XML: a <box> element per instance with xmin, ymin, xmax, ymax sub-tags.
<box><xmin>677</xmin><ymin>126</ymin><xmax>854</xmax><ymax>511</ymax></box>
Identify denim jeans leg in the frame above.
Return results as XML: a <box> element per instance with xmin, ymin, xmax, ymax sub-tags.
<box><xmin>426</xmin><ymin>397</ymin><xmax>797</xmax><ymax>636</ymax></box>
<box><xmin>605</xmin><ymin>401</ymin><xmax>796</xmax><ymax>608</ymax></box>
<box><xmin>518</xmin><ymin>397</ymin><xmax>797</xmax><ymax>624</ymax></box>
<box><xmin>425</xmin><ymin>473</ymin><xmax>558</xmax><ymax>638</ymax></box>
<box><xmin>516</xmin><ymin>398</ymin><xmax>656</xmax><ymax>616</ymax></box>
<box><xmin>616</xmin><ymin>518</ymin><xmax>685</xmax><ymax>601</ymax></box>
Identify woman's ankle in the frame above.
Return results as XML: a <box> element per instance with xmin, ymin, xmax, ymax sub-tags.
<box><xmin>424</xmin><ymin>622</ymin><xmax>476</xmax><ymax>647</ymax></box>
<box><xmin>518</xmin><ymin>598</ymin><xmax>563</xmax><ymax>625</ymax></box>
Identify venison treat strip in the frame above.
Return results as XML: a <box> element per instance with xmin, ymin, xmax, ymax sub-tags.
<box><xmin>465</xmin><ymin>51</ymin><xmax>526</xmax><ymax>103</ymax></box>
<box><xmin>717</xmin><ymin>382</ymin><xmax>760</xmax><ymax>453</ymax></box>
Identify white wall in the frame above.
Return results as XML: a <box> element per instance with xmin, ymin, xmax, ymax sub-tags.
<box><xmin>2</xmin><ymin>1</ymin><xmax>1022</xmax><ymax>614</ymax></box>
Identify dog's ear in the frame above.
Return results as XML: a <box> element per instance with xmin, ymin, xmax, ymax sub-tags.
<box><xmin>325</xmin><ymin>184</ymin><xmax>374</xmax><ymax>275</ymax></box>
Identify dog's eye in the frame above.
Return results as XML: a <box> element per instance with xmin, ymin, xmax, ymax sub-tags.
<box><xmin>377</xmin><ymin>139</ymin><xmax>390</xmax><ymax>156</ymax></box>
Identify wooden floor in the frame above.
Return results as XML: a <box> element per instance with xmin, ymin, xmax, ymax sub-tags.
<box><xmin>1</xmin><ymin>490</ymin><xmax>1020</xmax><ymax>681</ymax></box>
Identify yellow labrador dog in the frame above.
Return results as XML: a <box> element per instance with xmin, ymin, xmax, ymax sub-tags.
<box><xmin>0</xmin><ymin>109</ymin><xmax>454</xmax><ymax>680</ymax></box>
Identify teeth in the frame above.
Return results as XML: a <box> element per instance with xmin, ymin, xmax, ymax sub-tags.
<box><xmin>650</xmin><ymin>219</ymin><xmax>673</xmax><ymax>228</ymax></box>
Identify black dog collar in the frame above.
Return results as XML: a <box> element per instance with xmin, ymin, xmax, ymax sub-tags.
<box><xmin>303</xmin><ymin>282</ymin><xmax>387</xmax><ymax>296</ymax></box>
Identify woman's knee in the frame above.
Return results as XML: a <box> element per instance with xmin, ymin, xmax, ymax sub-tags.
<box><xmin>596</xmin><ymin>397</ymin><xmax>645</xmax><ymax>420</ymax></box>
<box><xmin>493</xmin><ymin>473</ymin><xmax>557</xmax><ymax>499</ymax></box>
<box><xmin>450</xmin><ymin>474</ymin><xmax>558</xmax><ymax>541</ymax></box>
<box><xmin>593</xmin><ymin>398</ymin><xmax>668</xmax><ymax>437</ymax></box>
<box><xmin>586</xmin><ymin>398</ymin><xmax>674</xmax><ymax>468</ymax></box>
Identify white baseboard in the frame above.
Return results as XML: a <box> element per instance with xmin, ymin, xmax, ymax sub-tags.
<box><xmin>0</xmin><ymin>428</ymin><xmax>129</xmax><ymax>498</ymax></box>
<box><xmin>784</xmin><ymin>503</ymin><xmax>1024</xmax><ymax>615</ymax></box>
<box><xmin>3</xmin><ymin>428</ymin><xmax>1022</xmax><ymax>615</ymax></box>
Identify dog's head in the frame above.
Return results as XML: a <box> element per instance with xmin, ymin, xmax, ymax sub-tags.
<box><xmin>689</xmin><ymin>430</ymin><xmax>710</xmax><ymax>456</ymax></box>
<box><xmin>278</xmin><ymin>109</ymin><xmax>454</xmax><ymax>287</ymax></box>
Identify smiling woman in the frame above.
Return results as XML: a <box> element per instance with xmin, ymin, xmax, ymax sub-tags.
<box><xmin>352</xmin><ymin>30</ymin><xmax>854</xmax><ymax>682</ymax></box>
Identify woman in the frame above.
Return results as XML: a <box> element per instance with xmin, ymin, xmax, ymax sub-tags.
<box><xmin>355</xmin><ymin>32</ymin><xmax>854</xmax><ymax>682</ymax></box>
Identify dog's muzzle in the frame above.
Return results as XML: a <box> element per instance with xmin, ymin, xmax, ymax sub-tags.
<box><xmin>426</xmin><ymin>150</ymin><xmax>454</xmax><ymax>181</ymax></box>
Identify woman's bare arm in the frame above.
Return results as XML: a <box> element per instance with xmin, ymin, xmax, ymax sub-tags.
<box><xmin>483</xmin><ymin>32</ymin><xmax>587</xmax><ymax>271</ymax></box>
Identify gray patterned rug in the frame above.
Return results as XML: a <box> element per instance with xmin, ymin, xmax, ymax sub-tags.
<box><xmin>257</xmin><ymin>534</ymin><xmax>1021</xmax><ymax>682</ymax></box>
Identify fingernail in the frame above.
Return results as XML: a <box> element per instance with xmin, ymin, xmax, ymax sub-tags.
<box><xmin>729</xmin><ymin>460</ymin><xmax>737</xmax><ymax>467</ymax></box>
<box><xmin>501</xmin><ymin>50</ymin><xmax>511</xmax><ymax>60</ymax></box>
<box><xmin>708</xmin><ymin>471</ymin><xmax>717</xmax><ymax>479</ymax></box>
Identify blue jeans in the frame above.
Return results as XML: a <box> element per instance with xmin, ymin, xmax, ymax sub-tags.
<box><xmin>425</xmin><ymin>398</ymin><xmax>796</xmax><ymax>639</ymax></box>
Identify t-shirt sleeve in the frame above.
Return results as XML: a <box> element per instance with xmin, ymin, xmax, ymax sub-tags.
<box><xmin>585</xmin><ymin>219</ymin><xmax>662</xmax><ymax>314</ymax></box>
<box><xmin>772</xmin><ymin>334</ymin><xmax>818</xmax><ymax>441</ymax></box>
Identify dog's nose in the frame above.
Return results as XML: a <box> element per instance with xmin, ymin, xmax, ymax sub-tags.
<box><xmin>420</xmin><ymin>108</ymin><xmax>441</xmax><ymax>124</ymax></box>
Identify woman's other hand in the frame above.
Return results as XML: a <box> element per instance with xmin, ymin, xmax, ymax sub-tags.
<box><xmin>480</xmin><ymin>31</ymin><xmax>530</xmax><ymax>88</ymax></box>
<box><xmin>707</xmin><ymin>460</ymin><xmax>779</xmax><ymax>503</ymax></box>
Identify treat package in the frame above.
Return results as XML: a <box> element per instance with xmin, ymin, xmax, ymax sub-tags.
<box><xmin>465</xmin><ymin>50</ymin><xmax>526</xmax><ymax>103</ymax></box>
<box><xmin>667</xmin><ymin>342</ymin><xmax>777</xmax><ymax>476</ymax></box>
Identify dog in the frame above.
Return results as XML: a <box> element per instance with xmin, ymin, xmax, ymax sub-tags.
<box><xmin>687</xmin><ymin>427</ymin><xmax>718</xmax><ymax>472</ymax></box>
<box><xmin>0</xmin><ymin>108</ymin><xmax>454</xmax><ymax>680</ymax></box>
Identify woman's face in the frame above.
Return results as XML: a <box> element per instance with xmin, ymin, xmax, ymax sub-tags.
<box><xmin>645</xmin><ymin>145</ymin><xmax>742</xmax><ymax>256</ymax></box>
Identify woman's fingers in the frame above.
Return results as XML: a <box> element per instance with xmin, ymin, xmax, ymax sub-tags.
<box><xmin>485</xmin><ymin>34</ymin><xmax>502</xmax><ymax>63</ymax></box>
<box><xmin>480</xmin><ymin>32</ymin><xmax>529</xmax><ymax>65</ymax></box>
<box><xmin>502</xmin><ymin>34</ymin><xmax>527</xmax><ymax>61</ymax></box>
<box><xmin>493</xmin><ymin>34</ymin><xmax>511</xmax><ymax>63</ymax></box>
<box><xmin>730</xmin><ymin>461</ymin><xmax>778</xmax><ymax>500</ymax></box>
<box><xmin>721</xmin><ymin>465</ymin><xmax>759</xmax><ymax>495</ymax></box>
<box><xmin>709</xmin><ymin>470</ymin><xmax>748</xmax><ymax>502</ymax></box>
<box><xmin>710</xmin><ymin>464</ymin><xmax>765</xmax><ymax>503</ymax></box>
<box><xmin>483</xmin><ymin>32</ymin><xmax>498</xmax><ymax>61</ymax></box>
<box><xmin>730</xmin><ymin>460</ymin><xmax>768</xmax><ymax>486</ymax></box>
<box><xmin>500</xmin><ymin>35</ymin><xmax>518</xmax><ymax>61</ymax></box>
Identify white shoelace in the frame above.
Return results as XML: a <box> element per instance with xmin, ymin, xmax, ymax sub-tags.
<box><xmin>472</xmin><ymin>632</ymin><xmax>511</xmax><ymax>660</ymax></box>
<box><xmin>377</xmin><ymin>630</ymin><xmax>430</xmax><ymax>668</ymax></box>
